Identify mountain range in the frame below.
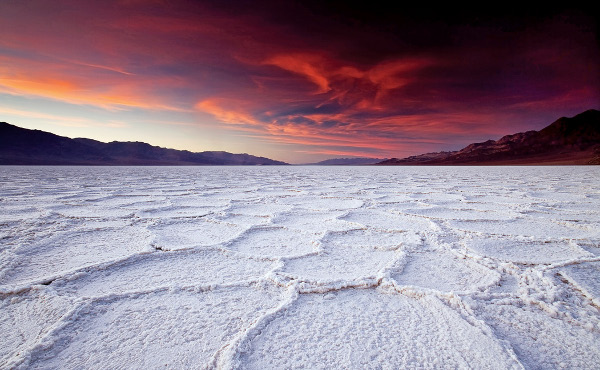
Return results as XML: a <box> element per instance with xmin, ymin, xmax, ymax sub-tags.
<box><xmin>305</xmin><ymin>157</ymin><xmax>387</xmax><ymax>165</ymax></box>
<box><xmin>2</xmin><ymin>109</ymin><xmax>598</xmax><ymax>166</ymax></box>
<box><xmin>0</xmin><ymin>122</ymin><xmax>288</xmax><ymax>165</ymax></box>
<box><xmin>379</xmin><ymin>109</ymin><xmax>600</xmax><ymax>165</ymax></box>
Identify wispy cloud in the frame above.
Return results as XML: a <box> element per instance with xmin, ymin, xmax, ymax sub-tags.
<box><xmin>0</xmin><ymin>106</ymin><xmax>112</xmax><ymax>127</ymax></box>
<box><xmin>0</xmin><ymin>1</ymin><xmax>598</xmax><ymax>161</ymax></box>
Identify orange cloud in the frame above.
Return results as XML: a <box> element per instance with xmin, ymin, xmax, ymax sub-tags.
<box><xmin>2</xmin><ymin>1</ymin><xmax>596</xmax><ymax>163</ymax></box>
<box><xmin>65</xmin><ymin>60</ymin><xmax>135</xmax><ymax>76</ymax></box>
<box><xmin>260</xmin><ymin>54</ymin><xmax>436</xmax><ymax>113</ymax></box>
<box><xmin>367</xmin><ymin>58</ymin><xmax>430</xmax><ymax>90</ymax></box>
<box><xmin>0</xmin><ymin>106</ymin><xmax>100</xmax><ymax>127</ymax></box>
<box><xmin>0</xmin><ymin>56</ymin><xmax>187</xmax><ymax>111</ymax></box>
<box><xmin>335</xmin><ymin>66</ymin><xmax>364</xmax><ymax>79</ymax></box>
<box><xmin>0</xmin><ymin>77</ymin><xmax>183</xmax><ymax>111</ymax></box>
<box><xmin>195</xmin><ymin>99</ymin><xmax>262</xmax><ymax>126</ymax></box>
<box><xmin>295</xmin><ymin>148</ymin><xmax>386</xmax><ymax>158</ymax></box>
<box><xmin>264</xmin><ymin>54</ymin><xmax>331</xmax><ymax>94</ymax></box>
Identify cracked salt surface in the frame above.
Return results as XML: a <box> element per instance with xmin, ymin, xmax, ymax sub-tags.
<box><xmin>1</xmin><ymin>165</ymin><xmax>599</xmax><ymax>369</ymax></box>
<box><xmin>238</xmin><ymin>290</ymin><xmax>520</xmax><ymax>370</ymax></box>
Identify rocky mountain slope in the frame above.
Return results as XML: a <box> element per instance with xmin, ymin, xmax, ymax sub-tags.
<box><xmin>379</xmin><ymin>109</ymin><xmax>600</xmax><ymax>165</ymax></box>
<box><xmin>0</xmin><ymin>122</ymin><xmax>288</xmax><ymax>165</ymax></box>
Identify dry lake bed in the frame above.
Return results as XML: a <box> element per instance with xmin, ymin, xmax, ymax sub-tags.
<box><xmin>1</xmin><ymin>166</ymin><xmax>599</xmax><ymax>369</ymax></box>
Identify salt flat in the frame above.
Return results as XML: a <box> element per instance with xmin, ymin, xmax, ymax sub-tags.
<box><xmin>1</xmin><ymin>166</ymin><xmax>599</xmax><ymax>369</ymax></box>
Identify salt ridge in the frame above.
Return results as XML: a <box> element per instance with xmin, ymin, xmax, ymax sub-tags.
<box><xmin>0</xmin><ymin>165</ymin><xmax>599</xmax><ymax>369</ymax></box>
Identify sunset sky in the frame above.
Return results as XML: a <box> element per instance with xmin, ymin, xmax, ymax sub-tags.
<box><xmin>1</xmin><ymin>1</ymin><xmax>598</xmax><ymax>163</ymax></box>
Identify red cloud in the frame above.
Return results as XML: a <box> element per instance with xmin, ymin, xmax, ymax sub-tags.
<box><xmin>195</xmin><ymin>98</ymin><xmax>261</xmax><ymax>126</ymax></box>
<box><xmin>264</xmin><ymin>54</ymin><xmax>331</xmax><ymax>94</ymax></box>
<box><xmin>1</xmin><ymin>1</ymin><xmax>598</xmax><ymax>161</ymax></box>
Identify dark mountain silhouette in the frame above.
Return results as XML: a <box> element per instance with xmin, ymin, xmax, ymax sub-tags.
<box><xmin>306</xmin><ymin>157</ymin><xmax>386</xmax><ymax>165</ymax></box>
<box><xmin>379</xmin><ymin>109</ymin><xmax>600</xmax><ymax>165</ymax></box>
<box><xmin>0</xmin><ymin>122</ymin><xmax>288</xmax><ymax>165</ymax></box>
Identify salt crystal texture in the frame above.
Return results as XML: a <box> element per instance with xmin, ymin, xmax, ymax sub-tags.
<box><xmin>1</xmin><ymin>165</ymin><xmax>599</xmax><ymax>369</ymax></box>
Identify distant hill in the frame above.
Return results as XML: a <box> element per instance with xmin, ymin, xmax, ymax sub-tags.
<box><xmin>306</xmin><ymin>157</ymin><xmax>386</xmax><ymax>165</ymax></box>
<box><xmin>379</xmin><ymin>109</ymin><xmax>600</xmax><ymax>165</ymax></box>
<box><xmin>0</xmin><ymin>122</ymin><xmax>288</xmax><ymax>165</ymax></box>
